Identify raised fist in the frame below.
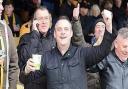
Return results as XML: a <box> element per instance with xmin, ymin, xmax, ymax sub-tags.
<box><xmin>101</xmin><ymin>9</ymin><xmax>113</xmax><ymax>33</ymax></box>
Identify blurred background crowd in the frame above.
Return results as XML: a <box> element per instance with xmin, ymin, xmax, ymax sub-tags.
<box><xmin>2</xmin><ymin>0</ymin><xmax>128</xmax><ymax>41</ymax></box>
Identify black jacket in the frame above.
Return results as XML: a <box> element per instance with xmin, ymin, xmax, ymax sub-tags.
<box><xmin>18</xmin><ymin>20</ymin><xmax>89</xmax><ymax>89</ymax></box>
<box><xmin>18</xmin><ymin>30</ymin><xmax>56</xmax><ymax>89</ymax></box>
<box><xmin>20</xmin><ymin>30</ymin><xmax>116</xmax><ymax>89</ymax></box>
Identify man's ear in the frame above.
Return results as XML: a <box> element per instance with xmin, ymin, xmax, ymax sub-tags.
<box><xmin>114</xmin><ymin>39</ymin><xmax>118</xmax><ymax>48</ymax></box>
<box><xmin>70</xmin><ymin>30</ymin><xmax>73</xmax><ymax>37</ymax></box>
<box><xmin>49</xmin><ymin>13</ymin><xmax>52</xmax><ymax>28</ymax></box>
<box><xmin>54</xmin><ymin>30</ymin><xmax>56</xmax><ymax>38</ymax></box>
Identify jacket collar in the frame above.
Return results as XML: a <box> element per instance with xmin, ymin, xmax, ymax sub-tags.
<box><xmin>112</xmin><ymin>50</ymin><xmax>128</xmax><ymax>64</ymax></box>
<box><xmin>53</xmin><ymin>44</ymin><xmax>77</xmax><ymax>60</ymax></box>
<box><xmin>40</xmin><ymin>29</ymin><xmax>53</xmax><ymax>38</ymax></box>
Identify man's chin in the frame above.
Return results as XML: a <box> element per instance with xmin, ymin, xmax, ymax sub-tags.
<box><xmin>58</xmin><ymin>41</ymin><xmax>66</xmax><ymax>46</ymax></box>
<box><xmin>41</xmin><ymin>26</ymin><xmax>48</xmax><ymax>30</ymax></box>
<box><xmin>40</xmin><ymin>29</ymin><xmax>49</xmax><ymax>33</ymax></box>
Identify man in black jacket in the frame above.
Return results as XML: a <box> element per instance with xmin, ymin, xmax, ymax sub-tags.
<box><xmin>22</xmin><ymin>9</ymin><xmax>117</xmax><ymax>89</ymax></box>
<box><xmin>18</xmin><ymin>5</ymin><xmax>89</xmax><ymax>89</ymax></box>
<box><xmin>18</xmin><ymin>6</ymin><xmax>55</xmax><ymax>89</ymax></box>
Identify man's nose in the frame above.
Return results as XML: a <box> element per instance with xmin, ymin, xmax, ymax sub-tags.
<box><xmin>60</xmin><ymin>29</ymin><xmax>66</xmax><ymax>34</ymax></box>
<box><xmin>99</xmin><ymin>27</ymin><xmax>103</xmax><ymax>32</ymax></box>
<box><xmin>41</xmin><ymin>20</ymin><xmax>46</xmax><ymax>24</ymax></box>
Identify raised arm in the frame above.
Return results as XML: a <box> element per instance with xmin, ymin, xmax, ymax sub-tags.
<box><xmin>71</xmin><ymin>3</ymin><xmax>90</xmax><ymax>47</ymax></box>
<box><xmin>81</xmin><ymin>10</ymin><xmax>117</xmax><ymax>68</ymax></box>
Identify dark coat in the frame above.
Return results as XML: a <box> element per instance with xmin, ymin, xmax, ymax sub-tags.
<box><xmin>20</xmin><ymin>30</ymin><xmax>116</xmax><ymax>89</ymax></box>
<box><xmin>17</xmin><ymin>30</ymin><xmax>55</xmax><ymax>89</ymax></box>
<box><xmin>92</xmin><ymin>51</ymin><xmax>128</xmax><ymax>89</ymax></box>
<box><xmin>17</xmin><ymin>20</ymin><xmax>88</xmax><ymax>89</ymax></box>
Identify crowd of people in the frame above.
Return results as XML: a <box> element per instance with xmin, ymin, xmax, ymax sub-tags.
<box><xmin>0</xmin><ymin>0</ymin><xmax>128</xmax><ymax>89</ymax></box>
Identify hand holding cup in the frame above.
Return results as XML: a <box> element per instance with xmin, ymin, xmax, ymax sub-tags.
<box><xmin>32</xmin><ymin>54</ymin><xmax>42</xmax><ymax>70</ymax></box>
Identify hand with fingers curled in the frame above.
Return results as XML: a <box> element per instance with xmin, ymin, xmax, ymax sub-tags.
<box><xmin>25</xmin><ymin>58</ymin><xmax>36</xmax><ymax>74</ymax></box>
<box><xmin>101</xmin><ymin>9</ymin><xmax>113</xmax><ymax>33</ymax></box>
<box><xmin>32</xmin><ymin>19</ymin><xmax>39</xmax><ymax>32</ymax></box>
<box><xmin>73</xmin><ymin>3</ymin><xmax>80</xmax><ymax>20</ymax></box>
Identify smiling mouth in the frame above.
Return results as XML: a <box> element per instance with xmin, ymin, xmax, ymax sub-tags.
<box><xmin>41</xmin><ymin>26</ymin><xmax>47</xmax><ymax>28</ymax></box>
<box><xmin>60</xmin><ymin>37</ymin><xmax>67</xmax><ymax>39</ymax></box>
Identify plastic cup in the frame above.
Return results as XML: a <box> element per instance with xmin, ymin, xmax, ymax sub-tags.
<box><xmin>32</xmin><ymin>54</ymin><xmax>42</xmax><ymax>70</ymax></box>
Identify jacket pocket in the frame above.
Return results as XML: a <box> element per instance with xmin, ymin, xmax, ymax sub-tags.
<box><xmin>46</xmin><ymin>63</ymin><xmax>59</xmax><ymax>82</ymax></box>
<box><xmin>68</xmin><ymin>59</ymin><xmax>82</xmax><ymax>79</ymax></box>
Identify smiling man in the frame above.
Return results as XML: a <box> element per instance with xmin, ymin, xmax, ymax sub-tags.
<box><xmin>22</xmin><ymin>12</ymin><xmax>117</xmax><ymax>89</ymax></box>
<box><xmin>54</xmin><ymin>17</ymin><xmax>73</xmax><ymax>55</ymax></box>
<box><xmin>88</xmin><ymin>27</ymin><xmax>128</xmax><ymax>89</ymax></box>
<box><xmin>18</xmin><ymin>5</ymin><xmax>89</xmax><ymax>89</ymax></box>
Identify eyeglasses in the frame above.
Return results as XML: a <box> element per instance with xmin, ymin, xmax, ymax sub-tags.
<box><xmin>34</xmin><ymin>16</ymin><xmax>50</xmax><ymax>22</ymax></box>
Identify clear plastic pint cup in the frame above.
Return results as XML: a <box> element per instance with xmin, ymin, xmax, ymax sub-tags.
<box><xmin>32</xmin><ymin>54</ymin><xmax>42</xmax><ymax>70</ymax></box>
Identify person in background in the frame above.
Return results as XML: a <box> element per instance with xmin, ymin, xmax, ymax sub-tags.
<box><xmin>89</xmin><ymin>27</ymin><xmax>128</xmax><ymax>89</ymax></box>
<box><xmin>89</xmin><ymin>4</ymin><xmax>101</xmax><ymax>18</ymax></box>
<box><xmin>101</xmin><ymin>0</ymin><xmax>113</xmax><ymax>11</ymax></box>
<box><xmin>0</xmin><ymin>0</ymin><xmax>19</xmax><ymax>89</ymax></box>
<box><xmin>89</xmin><ymin>18</ymin><xmax>105</xmax><ymax>45</ymax></box>
<box><xmin>112</xmin><ymin>0</ymin><xmax>126</xmax><ymax>30</ymax></box>
<box><xmin>83</xmin><ymin>4</ymin><xmax>101</xmax><ymax>43</ymax></box>
<box><xmin>83</xmin><ymin>18</ymin><xmax>105</xmax><ymax>89</ymax></box>
<box><xmin>2</xmin><ymin>0</ymin><xmax>21</xmax><ymax>37</ymax></box>
<box><xmin>18</xmin><ymin>6</ymin><xmax>54</xmax><ymax>89</ymax></box>
<box><xmin>122</xmin><ymin>1</ymin><xmax>128</xmax><ymax>27</ymax></box>
<box><xmin>79</xmin><ymin>0</ymin><xmax>92</xmax><ymax>42</ymax></box>
<box><xmin>32</xmin><ymin>0</ymin><xmax>41</xmax><ymax>7</ymax></box>
<box><xmin>60</xmin><ymin>0</ymin><xmax>80</xmax><ymax>20</ymax></box>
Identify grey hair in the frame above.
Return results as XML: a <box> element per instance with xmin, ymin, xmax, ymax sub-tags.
<box><xmin>89</xmin><ymin>4</ymin><xmax>101</xmax><ymax>17</ymax></box>
<box><xmin>55</xmin><ymin>16</ymin><xmax>72</xmax><ymax>30</ymax></box>
<box><xmin>118</xmin><ymin>27</ymin><xmax>128</xmax><ymax>39</ymax></box>
<box><xmin>33</xmin><ymin>6</ymin><xmax>52</xmax><ymax>28</ymax></box>
<box><xmin>33</xmin><ymin>6</ymin><xmax>50</xmax><ymax>18</ymax></box>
